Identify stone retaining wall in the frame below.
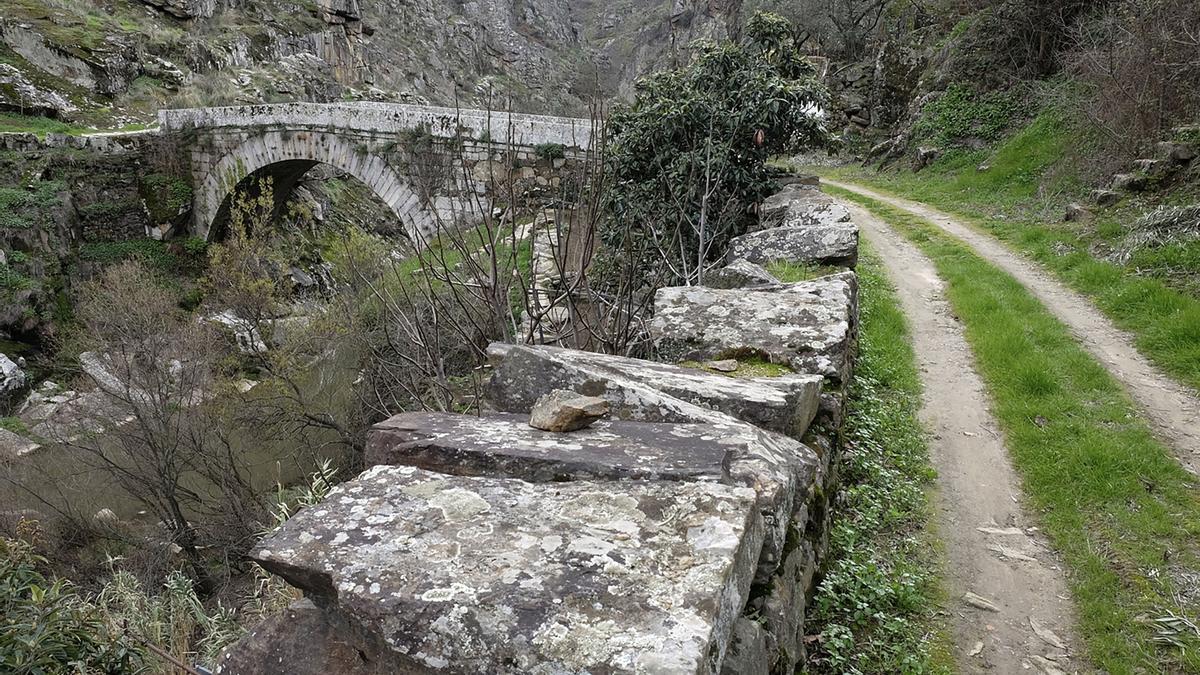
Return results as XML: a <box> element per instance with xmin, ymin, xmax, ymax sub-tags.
<box><xmin>217</xmin><ymin>180</ymin><xmax>861</xmax><ymax>674</ymax></box>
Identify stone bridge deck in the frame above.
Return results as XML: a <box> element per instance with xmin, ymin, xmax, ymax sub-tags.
<box><xmin>158</xmin><ymin>102</ymin><xmax>595</xmax><ymax>150</ymax></box>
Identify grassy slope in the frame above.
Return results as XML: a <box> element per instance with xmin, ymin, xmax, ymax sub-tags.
<box><xmin>790</xmin><ymin>248</ymin><xmax>952</xmax><ymax>673</ymax></box>
<box><xmin>829</xmin><ymin>185</ymin><xmax>1200</xmax><ymax>673</ymax></box>
<box><xmin>821</xmin><ymin>113</ymin><xmax>1200</xmax><ymax>392</ymax></box>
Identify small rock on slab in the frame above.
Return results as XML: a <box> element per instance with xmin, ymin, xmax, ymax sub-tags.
<box><xmin>487</xmin><ymin>344</ymin><xmax>823</xmax><ymax>438</ymax></box>
<box><xmin>705</xmin><ymin>359</ymin><xmax>740</xmax><ymax>373</ymax></box>
<box><xmin>728</xmin><ymin>222</ymin><xmax>858</xmax><ymax>268</ymax></box>
<box><xmin>528</xmin><ymin>389</ymin><xmax>609</xmax><ymax>431</ymax></box>
<box><xmin>651</xmin><ymin>272</ymin><xmax>858</xmax><ymax>386</ymax></box>
<box><xmin>703</xmin><ymin>259</ymin><xmax>780</xmax><ymax>289</ymax></box>
<box><xmin>251</xmin><ymin>465</ymin><xmax>765</xmax><ymax>674</ymax></box>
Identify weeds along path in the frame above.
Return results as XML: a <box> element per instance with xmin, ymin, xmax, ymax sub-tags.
<box><xmin>827</xmin><ymin>179</ymin><xmax>1200</xmax><ymax>475</ymax></box>
<box><xmin>846</xmin><ymin>201</ymin><xmax>1085</xmax><ymax>673</ymax></box>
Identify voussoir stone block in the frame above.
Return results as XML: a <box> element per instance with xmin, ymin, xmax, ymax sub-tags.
<box><xmin>250</xmin><ymin>465</ymin><xmax>765</xmax><ymax>675</ymax></box>
<box><xmin>728</xmin><ymin>221</ymin><xmax>859</xmax><ymax>268</ymax></box>
<box><xmin>486</xmin><ymin>343</ymin><xmax>822</xmax><ymax>438</ymax></box>
<box><xmin>650</xmin><ymin>272</ymin><xmax>858</xmax><ymax>386</ymax></box>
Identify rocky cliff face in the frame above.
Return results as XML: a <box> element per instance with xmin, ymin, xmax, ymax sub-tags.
<box><xmin>1</xmin><ymin>0</ymin><xmax>741</xmax><ymax>122</ymax></box>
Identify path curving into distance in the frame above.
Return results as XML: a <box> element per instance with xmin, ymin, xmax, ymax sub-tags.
<box><xmin>827</xmin><ymin>179</ymin><xmax>1200</xmax><ymax>476</ymax></box>
<box><xmin>845</xmin><ymin>200</ymin><xmax>1084</xmax><ymax>673</ymax></box>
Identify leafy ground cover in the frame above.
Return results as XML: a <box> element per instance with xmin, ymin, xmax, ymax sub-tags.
<box><xmin>803</xmin><ymin>243</ymin><xmax>951</xmax><ymax>673</ymax></box>
<box><xmin>829</xmin><ymin>185</ymin><xmax>1200</xmax><ymax>672</ymax></box>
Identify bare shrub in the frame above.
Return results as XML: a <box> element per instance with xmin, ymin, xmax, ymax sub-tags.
<box><xmin>62</xmin><ymin>261</ymin><xmax>267</xmax><ymax>591</ymax></box>
<box><xmin>1065</xmin><ymin>0</ymin><xmax>1200</xmax><ymax>159</ymax></box>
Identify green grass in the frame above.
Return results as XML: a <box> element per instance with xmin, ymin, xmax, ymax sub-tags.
<box><xmin>817</xmin><ymin>111</ymin><xmax>1200</xmax><ymax>392</ymax></box>
<box><xmin>830</xmin><ymin>185</ymin><xmax>1200</xmax><ymax>673</ymax></box>
<box><xmin>765</xmin><ymin>260</ymin><xmax>841</xmax><ymax>282</ymax></box>
<box><xmin>804</xmin><ymin>241</ymin><xmax>951</xmax><ymax>673</ymax></box>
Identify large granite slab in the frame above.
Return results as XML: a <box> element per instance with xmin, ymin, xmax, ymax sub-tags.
<box><xmin>366</xmin><ymin>412</ymin><xmax>729</xmax><ymax>482</ymax></box>
<box><xmin>756</xmin><ymin>186</ymin><xmax>851</xmax><ymax>231</ymax></box>
<box><xmin>650</xmin><ymin>272</ymin><xmax>858</xmax><ymax>386</ymax></box>
<box><xmin>486</xmin><ymin>343</ymin><xmax>822</xmax><ymax>438</ymax></box>
<box><xmin>728</xmin><ymin>221</ymin><xmax>858</xmax><ymax>268</ymax></box>
<box><xmin>367</xmin><ymin>411</ymin><xmax>820</xmax><ymax>583</ymax></box>
<box><xmin>251</xmin><ymin>465</ymin><xmax>765</xmax><ymax>675</ymax></box>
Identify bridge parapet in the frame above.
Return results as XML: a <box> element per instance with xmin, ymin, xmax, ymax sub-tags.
<box><xmin>159</xmin><ymin>102</ymin><xmax>595</xmax><ymax>150</ymax></box>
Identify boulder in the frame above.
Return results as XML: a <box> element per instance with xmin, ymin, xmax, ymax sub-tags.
<box><xmin>1111</xmin><ymin>172</ymin><xmax>1148</xmax><ymax>192</ymax></box>
<box><xmin>250</xmin><ymin>465</ymin><xmax>764</xmax><ymax>674</ymax></box>
<box><xmin>528</xmin><ymin>389</ymin><xmax>609</xmax><ymax>431</ymax></box>
<box><xmin>1092</xmin><ymin>189</ymin><xmax>1121</xmax><ymax>207</ymax></box>
<box><xmin>727</xmin><ymin>222</ymin><xmax>859</xmax><ymax>268</ymax></box>
<box><xmin>1064</xmin><ymin>203</ymin><xmax>1093</xmax><ymax>223</ymax></box>
<box><xmin>0</xmin><ymin>353</ymin><xmax>27</xmax><ymax>404</ymax></box>
<box><xmin>650</xmin><ymin>272</ymin><xmax>859</xmax><ymax>386</ymax></box>
<box><xmin>704</xmin><ymin>259</ymin><xmax>780</xmax><ymax>289</ymax></box>
<box><xmin>0</xmin><ymin>428</ymin><xmax>40</xmax><ymax>460</ymax></box>
<box><xmin>914</xmin><ymin>146</ymin><xmax>941</xmax><ymax>171</ymax></box>
<box><xmin>486</xmin><ymin>344</ymin><xmax>823</xmax><ymax>438</ymax></box>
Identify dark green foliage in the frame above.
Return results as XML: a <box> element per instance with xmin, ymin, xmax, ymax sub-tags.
<box><xmin>0</xmin><ymin>538</ymin><xmax>144</xmax><ymax>674</ymax></box>
<box><xmin>534</xmin><ymin>143</ymin><xmax>566</xmax><ymax>161</ymax></box>
<box><xmin>912</xmin><ymin>83</ymin><xmax>1027</xmax><ymax>148</ymax></box>
<box><xmin>139</xmin><ymin>173</ymin><xmax>193</xmax><ymax>224</ymax></box>
<box><xmin>79</xmin><ymin>239</ymin><xmax>204</xmax><ymax>275</ymax></box>
<box><xmin>602</xmin><ymin>11</ymin><xmax>832</xmax><ymax>282</ymax></box>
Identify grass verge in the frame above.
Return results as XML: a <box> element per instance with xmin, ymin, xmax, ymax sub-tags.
<box><xmin>804</xmin><ymin>242</ymin><xmax>951</xmax><ymax>673</ymax></box>
<box><xmin>830</xmin><ymin>185</ymin><xmax>1200</xmax><ymax>673</ymax></box>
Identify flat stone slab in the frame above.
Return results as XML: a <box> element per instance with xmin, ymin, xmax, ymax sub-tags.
<box><xmin>367</xmin><ymin>411</ymin><xmax>819</xmax><ymax>579</ymax></box>
<box><xmin>728</xmin><ymin>221</ymin><xmax>858</xmax><ymax>268</ymax></box>
<box><xmin>487</xmin><ymin>344</ymin><xmax>822</xmax><ymax>438</ymax></box>
<box><xmin>251</xmin><ymin>465</ymin><xmax>765</xmax><ymax>674</ymax></box>
<box><xmin>757</xmin><ymin>186</ymin><xmax>850</xmax><ymax>231</ymax></box>
<box><xmin>367</xmin><ymin>412</ymin><xmax>730</xmax><ymax>482</ymax></box>
<box><xmin>650</xmin><ymin>272</ymin><xmax>858</xmax><ymax>386</ymax></box>
<box><xmin>703</xmin><ymin>259</ymin><xmax>780</xmax><ymax>289</ymax></box>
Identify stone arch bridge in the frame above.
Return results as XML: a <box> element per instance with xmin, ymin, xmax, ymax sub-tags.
<box><xmin>158</xmin><ymin>102</ymin><xmax>595</xmax><ymax>242</ymax></box>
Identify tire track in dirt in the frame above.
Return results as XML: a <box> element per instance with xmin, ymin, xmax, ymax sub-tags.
<box><xmin>846</xmin><ymin>200</ymin><xmax>1084</xmax><ymax>674</ymax></box>
<box><xmin>827</xmin><ymin>179</ymin><xmax>1200</xmax><ymax>476</ymax></box>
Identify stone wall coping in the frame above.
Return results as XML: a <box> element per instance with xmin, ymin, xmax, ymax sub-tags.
<box><xmin>158</xmin><ymin>102</ymin><xmax>596</xmax><ymax>149</ymax></box>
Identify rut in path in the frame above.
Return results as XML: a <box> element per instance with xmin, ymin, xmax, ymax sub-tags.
<box><xmin>845</xmin><ymin>200</ymin><xmax>1084</xmax><ymax>674</ymax></box>
<box><xmin>827</xmin><ymin>179</ymin><xmax>1200</xmax><ymax>475</ymax></box>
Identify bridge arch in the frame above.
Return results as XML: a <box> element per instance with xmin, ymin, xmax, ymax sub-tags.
<box><xmin>195</xmin><ymin>130</ymin><xmax>435</xmax><ymax>242</ymax></box>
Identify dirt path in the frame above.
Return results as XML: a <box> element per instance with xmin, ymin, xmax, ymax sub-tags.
<box><xmin>827</xmin><ymin>179</ymin><xmax>1200</xmax><ymax>475</ymax></box>
<box><xmin>846</xmin><ymin>201</ymin><xmax>1084</xmax><ymax>673</ymax></box>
